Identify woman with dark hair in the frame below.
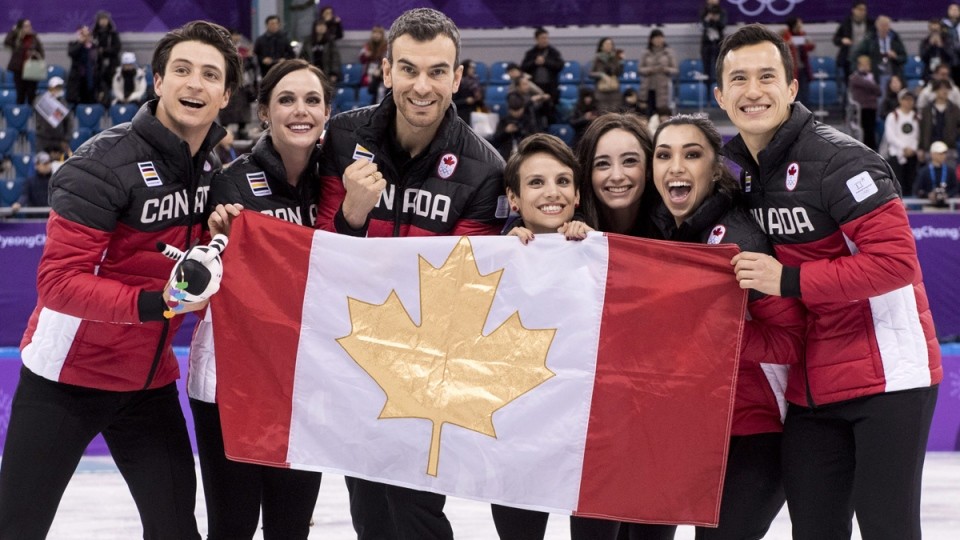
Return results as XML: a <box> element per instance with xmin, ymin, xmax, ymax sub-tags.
<box><xmin>590</xmin><ymin>37</ymin><xmax>624</xmax><ymax>112</ymax></box>
<box><xmin>782</xmin><ymin>17</ymin><xmax>814</xmax><ymax>107</ymax></box>
<box><xmin>637</xmin><ymin>30</ymin><xmax>677</xmax><ymax>118</ymax></box>
<box><xmin>92</xmin><ymin>11</ymin><xmax>121</xmax><ymax>104</ymax></box>
<box><xmin>453</xmin><ymin>59</ymin><xmax>485</xmax><ymax>125</ymax></box>
<box><xmin>649</xmin><ymin>114</ymin><xmax>803</xmax><ymax>538</ymax></box>
<box><xmin>570</xmin><ymin>87</ymin><xmax>600</xmax><ymax>146</ymax></box>
<box><xmin>300</xmin><ymin>18</ymin><xmax>342</xmax><ymax>84</ymax></box>
<box><xmin>360</xmin><ymin>25</ymin><xmax>388</xmax><ymax>103</ymax></box>
<box><xmin>3</xmin><ymin>18</ymin><xmax>44</xmax><ymax>104</ymax></box>
<box><xmin>190</xmin><ymin>58</ymin><xmax>332</xmax><ymax>540</ymax></box>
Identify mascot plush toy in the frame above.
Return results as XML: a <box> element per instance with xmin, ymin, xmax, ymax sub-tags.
<box><xmin>156</xmin><ymin>234</ymin><xmax>228</xmax><ymax>319</ymax></box>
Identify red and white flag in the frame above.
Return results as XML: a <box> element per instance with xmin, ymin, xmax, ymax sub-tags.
<box><xmin>213</xmin><ymin>211</ymin><xmax>746</xmax><ymax>525</ymax></box>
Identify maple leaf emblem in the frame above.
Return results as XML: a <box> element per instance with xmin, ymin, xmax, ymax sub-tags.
<box><xmin>788</xmin><ymin>165</ymin><xmax>797</xmax><ymax>176</ymax></box>
<box><xmin>337</xmin><ymin>237</ymin><xmax>556</xmax><ymax>476</ymax></box>
<box><xmin>443</xmin><ymin>155</ymin><xmax>455</xmax><ymax>166</ymax></box>
<box><xmin>712</xmin><ymin>227</ymin><xmax>723</xmax><ymax>236</ymax></box>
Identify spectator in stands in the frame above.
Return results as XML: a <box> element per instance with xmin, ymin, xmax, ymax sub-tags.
<box><xmin>783</xmin><ymin>17</ymin><xmax>815</xmax><ymax>108</ymax></box>
<box><xmin>35</xmin><ymin>76</ymin><xmax>71</xmax><ymax>156</ymax></box>
<box><xmin>300</xmin><ymin>19</ymin><xmax>341</xmax><ymax>84</ymax></box>
<box><xmin>221</xmin><ymin>29</ymin><xmax>257</xmax><ymax>140</ymax></box>
<box><xmin>943</xmin><ymin>4</ymin><xmax>960</xmax><ymax>85</ymax></box>
<box><xmin>511</xmin><ymin>70</ymin><xmax>552</xmax><ymax>130</ymax></box>
<box><xmin>853</xmin><ymin>14</ymin><xmax>906</xmax><ymax>87</ymax></box>
<box><xmin>833</xmin><ymin>2</ymin><xmax>874</xmax><ymax>97</ymax></box>
<box><xmin>849</xmin><ymin>54</ymin><xmax>883</xmax><ymax>150</ymax></box>
<box><xmin>699</xmin><ymin>0</ymin><xmax>727</xmax><ymax>87</ymax></box>
<box><xmin>915</xmin><ymin>140</ymin><xmax>959</xmax><ymax>204</ymax></box>
<box><xmin>521</xmin><ymin>27</ymin><xmax>564</xmax><ymax>122</ymax></box>
<box><xmin>215</xmin><ymin>126</ymin><xmax>239</xmax><ymax>164</ymax></box>
<box><xmin>92</xmin><ymin>11</ymin><xmax>121</xmax><ymax>106</ymax></box>
<box><xmin>359</xmin><ymin>25</ymin><xmax>388</xmax><ymax>103</ymax></box>
<box><xmin>883</xmin><ymin>89</ymin><xmax>920</xmax><ymax>195</ymax></box>
<box><xmin>919</xmin><ymin>79</ymin><xmax>960</xmax><ymax>163</ymax></box>
<box><xmin>3</xmin><ymin>18</ymin><xmax>44</xmax><ymax>104</ymax></box>
<box><xmin>9</xmin><ymin>151</ymin><xmax>52</xmax><ymax>214</ymax></box>
<box><xmin>570</xmin><ymin>87</ymin><xmax>599</xmax><ymax>146</ymax></box>
<box><xmin>66</xmin><ymin>25</ymin><xmax>100</xmax><ymax>106</ymax></box>
<box><xmin>619</xmin><ymin>88</ymin><xmax>645</xmax><ymax>117</ymax></box>
<box><xmin>879</xmin><ymin>73</ymin><xmax>906</xmax><ymax>118</ymax></box>
<box><xmin>318</xmin><ymin>6</ymin><xmax>344</xmax><ymax>43</ymax></box>
<box><xmin>111</xmin><ymin>52</ymin><xmax>147</xmax><ymax>106</ymax></box>
<box><xmin>254</xmin><ymin>15</ymin><xmax>295</xmax><ymax>78</ymax></box>
<box><xmin>506</xmin><ymin>62</ymin><xmax>543</xmax><ymax>93</ymax></box>
<box><xmin>917</xmin><ymin>63</ymin><xmax>960</xmax><ymax>110</ymax></box>
<box><xmin>453</xmin><ymin>59</ymin><xmax>484</xmax><ymax>125</ymax></box>
<box><xmin>638</xmin><ymin>29</ymin><xmax>678</xmax><ymax>119</ymax></box>
<box><xmin>589</xmin><ymin>37</ymin><xmax>624</xmax><ymax>113</ymax></box>
<box><xmin>920</xmin><ymin>19</ymin><xmax>954</xmax><ymax>83</ymax></box>
<box><xmin>493</xmin><ymin>92</ymin><xmax>539</xmax><ymax>161</ymax></box>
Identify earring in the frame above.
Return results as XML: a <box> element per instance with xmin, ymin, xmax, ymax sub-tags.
<box><xmin>575</xmin><ymin>202</ymin><xmax>580</xmax><ymax>208</ymax></box>
<box><xmin>510</xmin><ymin>205</ymin><xmax>518</xmax><ymax>212</ymax></box>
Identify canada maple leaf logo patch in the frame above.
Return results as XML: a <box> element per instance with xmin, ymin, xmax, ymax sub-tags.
<box><xmin>707</xmin><ymin>225</ymin><xmax>726</xmax><ymax>244</ymax></box>
<box><xmin>437</xmin><ymin>153</ymin><xmax>458</xmax><ymax>179</ymax></box>
<box><xmin>785</xmin><ymin>162</ymin><xmax>799</xmax><ymax>191</ymax></box>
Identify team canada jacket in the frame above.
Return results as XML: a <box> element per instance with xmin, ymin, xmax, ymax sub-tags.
<box><xmin>316</xmin><ymin>93</ymin><xmax>505</xmax><ymax>237</ymax></box>
<box><xmin>650</xmin><ymin>191</ymin><xmax>805</xmax><ymax>435</ymax></box>
<box><xmin>724</xmin><ymin>103</ymin><xmax>942</xmax><ymax>406</ymax></box>
<box><xmin>188</xmin><ymin>133</ymin><xmax>320</xmax><ymax>402</ymax></box>
<box><xmin>20</xmin><ymin>101</ymin><xmax>224</xmax><ymax>391</ymax></box>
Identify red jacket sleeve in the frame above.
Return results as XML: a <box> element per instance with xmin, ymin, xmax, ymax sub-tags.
<box><xmin>741</xmin><ymin>294</ymin><xmax>806</xmax><ymax>366</ymax></box>
<box><xmin>37</xmin><ymin>211</ymin><xmax>144</xmax><ymax>323</ymax></box>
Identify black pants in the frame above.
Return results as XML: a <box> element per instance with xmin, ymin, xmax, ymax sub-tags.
<box><xmin>0</xmin><ymin>366</ymin><xmax>200</xmax><ymax>540</ymax></box>
<box><xmin>13</xmin><ymin>72</ymin><xmax>38</xmax><ymax>104</ymax></box>
<box><xmin>694</xmin><ymin>433</ymin><xmax>785</xmax><ymax>540</ymax></box>
<box><xmin>888</xmin><ymin>155</ymin><xmax>918</xmax><ymax>197</ymax></box>
<box><xmin>491</xmin><ymin>504</ymin><xmax>621</xmax><ymax>540</ymax></box>
<box><xmin>860</xmin><ymin>108</ymin><xmax>878</xmax><ymax>151</ymax></box>
<box><xmin>346</xmin><ymin>476</ymin><xmax>452</xmax><ymax>540</ymax></box>
<box><xmin>191</xmin><ymin>399</ymin><xmax>322</xmax><ymax>540</ymax></box>
<box><xmin>782</xmin><ymin>386</ymin><xmax>938</xmax><ymax>540</ymax></box>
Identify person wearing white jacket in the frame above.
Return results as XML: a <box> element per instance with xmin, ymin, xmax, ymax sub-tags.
<box><xmin>111</xmin><ymin>51</ymin><xmax>147</xmax><ymax>105</ymax></box>
<box><xmin>883</xmin><ymin>88</ymin><xmax>920</xmax><ymax>195</ymax></box>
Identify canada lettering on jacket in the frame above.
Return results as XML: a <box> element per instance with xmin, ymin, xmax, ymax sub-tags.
<box><xmin>376</xmin><ymin>185</ymin><xmax>452</xmax><ymax>223</ymax></box>
<box><xmin>750</xmin><ymin>207</ymin><xmax>815</xmax><ymax>235</ymax></box>
<box><xmin>261</xmin><ymin>204</ymin><xmax>318</xmax><ymax>226</ymax></box>
<box><xmin>140</xmin><ymin>186</ymin><xmax>210</xmax><ymax>224</ymax></box>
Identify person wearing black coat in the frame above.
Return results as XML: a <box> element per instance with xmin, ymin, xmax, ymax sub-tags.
<box><xmin>92</xmin><ymin>11</ymin><xmax>121</xmax><ymax>105</ymax></box>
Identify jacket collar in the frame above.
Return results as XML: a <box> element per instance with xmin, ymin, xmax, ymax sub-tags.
<box><xmin>651</xmin><ymin>189</ymin><xmax>733</xmax><ymax>240</ymax></box>
<box><xmin>355</xmin><ymin>92</ymin><xmax>458</xmax><ymax>157</ymax></box>
<box><xmin>724</xmin><ymin>102</ymin><xmax>814</xmax><ymax>172</ymax></box>
<box><xmin>132</xmin><ymin>100</ymin><xmax>226</xmax><ymax>166</ymax></box>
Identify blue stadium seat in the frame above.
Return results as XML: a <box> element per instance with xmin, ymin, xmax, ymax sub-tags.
<box><xmin>333</xmin><ymin>87</ymin><xmax>357</xmax><ymax>114</ymax></box>
<box><xmin>0</xmin><ymin>128</ymin><xmax>16</xmax><ymax>157</ymax></box>
<box><xmin>558</xmin><ymin>84</ymin><xmax>579</xmax><ymax>101</ymax></box>
<box><xmin>678</xmin><ymin>58</ymin><xmax>705</xmax><ymax>83</ymax></box>
<box><xmin>903</xmin><ymin>56</ymin><xmax>923</xmax><ymax>80</ymax></box>
<box><xmin>75</xmin><ymin>104</ymin><xmax>105</xmax><ymax>132</ymax></box>
<box><xmin>472</xmin><ymin>61</ymin><xmax>488</xmax><ymax>84</ymax></box>
<box><xmin>0</xmin><ymin>89</ymin><xmax>15</xmax><ymax>106</ymax></box>
<box><xmin>46</xmin><ymin>64</ymin><xmax>67</xmax><ymax>81</ymax></box>
<box><xmin>677</xmin><ymin>82</ymin><xmax>709</xmax><ymax>108</ymax></box>
<box><xmin>339</xmin><ymin>63</ymin><xmax>363</xmax><ymax>87</ymax></box>
<box><xmin>620</xmin><ymin>81</ymin><xmax>641</xmax><ymax>95</ymax></box>
<box><xmin>621</xmin><ymin>59</ymin><xmax>639</xmax><ymax>83</ymax></box>
<box><xmin>907</xmin><ymin>78</ymin><xmax>924</xmax><ymax>92</ymax></box>
<box><xmin>1</xmin><ymin>104</ymin><xmax>32</xmax><ymax>134</ymax></box>
<box><xmin>10</xmin><ymin>153</ymin><xmax>34</xmax><ymax>178</ymax></box>
<box><xmin>1</xmin><ymin>177</ymin><xmax>26</xmax><ymax>207</ymax></box>
<box><xmin>109</xmin><ymin>103</ymin><xmax>137</xmax><ymax>125</ymax></box>
<box><xmin>488</xmin><ymin>61</ymin><xmax>513</xmax><ymax>85</ymax></box>
<box><xmin>808</xmin><ymin>80</ymin><xmax>840</xmax><ymax>107</ymax></box>
<box><xmin>810</xmin><ymin>56</ymin><xmax>837</xmax><ymax>79</ymax></box>
<box><xmin>143</xmin><ymin>64</ymin><xmax>154</xmax><ymax>89</ymax></box>
<box><xmin>0</xmin><ymin>69</ymin><xmax>14</xmax><ymax>89</ymax></box>
<box><xmin>548</xmin><ymin>123</ymin><xmax>575</xmax><ymax>147</ymax></box>
<box><xmin>485</xmin><ymin>85</ymin><xmax>510</xmax><ymax>105</ymax></box>
<box><xmin>559</xmin><ymin>61</ymin><xmax>581</xmax><ymax>84</ymax></box>
<box><xmin>70</xmin><ymin>128</ymin><xmax>93</xmax><ymax>152</ymax></box>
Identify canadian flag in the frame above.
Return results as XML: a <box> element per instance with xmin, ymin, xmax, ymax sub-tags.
<box><xmin>213</xmin><ymin>212</ymin><xmax>746</xmax><ymax>525</ymax></box>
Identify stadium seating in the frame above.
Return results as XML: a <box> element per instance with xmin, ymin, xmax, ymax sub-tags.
<box><xmin>676</xmin><ymin>82</ymin><xmax>710</xmax><ymax>109</ymax></box>
<box><xmin>0</xmin><ymin>89</ymin><xmax>16</xmax><ymax>106</ymax></box>
<box><xmin>484</xmin><ymin>84</ymin><xmax>510</xmax><ymax>106</ymax></box>
<box><xmin>1</xmin><ymin>104</ymin><xmax>32</xmax><ymax>135</ymax></box>
<box><xmin>903</xmin><ymin>56</ymin><xmax>923</xmax><ymax>80</ymax></box>
<box><xmin>808</xmin><ymin>80</ymin><xmax>840</xmax><ymax>108</ymax></box>
<box><xmin>10</xmin><ymin>153</ymin><xmax>33</xmax><ymax>178</ymax></box>
<box><xmin>70</xmin><ymin>128</ymin><xmax>93</xmax><ymax>152</ymax></box>
<box><xmin>559</xmin><ymin>61</ymin><xmax>582</xmax><ymax>84</ymax></box>
<box><xmin>620</xmin><ymin>59</ymin><xmax>639</xmax><ymax>83</ymax></box>
<box><xmin>488</xmin><ymin>61</ymin><xmax>513</xmax><ymax>85</ymax></box>
<box><xmin>557</xmin><ymin>84</ymin><xmax>579</xmax><ymax>101</ymax></box>
<box><xmin>472</xmin><ymin>61</ymin><xmax>489</xmax><ymax>84</ymax></box>
<box><xmin>46</xmin><ymin>64</ymin><xmax>67</xmax><ymax>81</ymax></box>
<box><xmin>621</xmin><ymin>81</ymin><xmax>641</xmax><ymax>95</ymax></box>
<box><xmin>75</xmin><ymin>104</ymin><xmax>106</xmax><ymax>132</ymax></box>
<box><xmin>0</xmin><ymin>128</ymin><xmax>17</xmax><ymax>158</ymax></box>
<box><xmin>339</xmin><ymin>63</ymin><xmax>364</xmax><ymax>87</ymax></box>
<box><xmin>678</xmin><ymin>58</ymin><xmax>705</xmax><ymax>82</ymax></box>
<box><xmin>333</xmin><ymin>87</ymin><xmax>358</xmax><ymax>114</ymax></box>
<box><xmin>548</xmin><ymin>123</ymin><xmax>575</xmax><ymax>147</ymax></box>
<box><xmin>0</xmin><ymin>177</ymin><xmax>25</xmax><ymax>207</ymax></box>
<box><xmin>810</xmin><ymin>56</ymin><xmax>837</xmax><ymax>79</ymax></box>
<box><xmin>109</xmin><ymin>104</ymin><xmax>137</xmax><ymax>125</ymax></box>
<box><xmin>0</xmin><ymin>69</ymin><xmax>14</xmax><ymax>89</ymax></box>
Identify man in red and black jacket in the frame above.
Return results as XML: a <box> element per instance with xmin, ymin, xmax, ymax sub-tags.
<box><xmin>0</xmin><ymin>21</ymin><xmax>241</xmax><ymax>539</ymax></box>
<box><xmin>316</xmin><ymin>8</ymin><xmax>505</xmax><ymax>540</ymax></box>
<box><xmin>717</xmin><ymin>24</ymin><xmax>941</xmax><ymax>540</ymax></box>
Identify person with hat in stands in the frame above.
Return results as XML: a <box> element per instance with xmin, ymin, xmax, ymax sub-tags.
<box><xmin>915</xmin><ymin>140</ymin><xmax>959</xmax><ymax>205</ymax></box>
<box><xmin>112</xmin><ymin>51</ymin><xmax>148</xmax><ymax>106</ymax></box>
<box><xmin>35</xmin><ymin>76</ymin><xmax>73</xmax><ymax>156</ymax></box>
<box><xmin>883</xmin><ymin>88</ymin><xmax>920</xmax><ymax>194</ymax></box>
<box><xmin>10</xmin><ymin>151</ymin><xmax>53</xmax><ymax>215</ymax></box>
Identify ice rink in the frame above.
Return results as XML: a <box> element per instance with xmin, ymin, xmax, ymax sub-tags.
<box><xmin>38</xmin><ymin>452</ymin><xmax>960</xmax><ymax>539</ymax></box>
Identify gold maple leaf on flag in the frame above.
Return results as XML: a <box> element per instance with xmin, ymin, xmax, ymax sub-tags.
<box><xmin>337</xmin><ymin>236</ymin><xmax>556</xmax><ymax>476</ymax></box>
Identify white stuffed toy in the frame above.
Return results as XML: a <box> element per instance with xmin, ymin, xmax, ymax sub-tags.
<box><xmin>157</xmin><ymin>234</ymin><xmax>228</xmax><ymax>318</ymax></box>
